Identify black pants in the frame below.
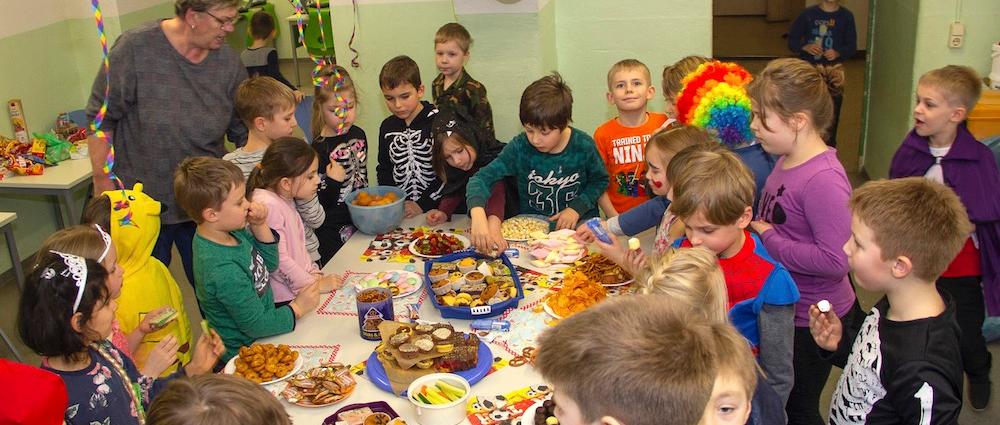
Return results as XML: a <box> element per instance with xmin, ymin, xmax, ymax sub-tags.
<box><xmin>825</xmin><ymin>91</ymin><xmax>843</xmax><ymax>148</ymax></box>
<box><xmin>151</xmin><ymin>221</ymin><xmax>197</xmax><ymax>289</ymax></box>
<box><xmin>786</xmin><ymin>300</ymin><xmax>866</xmax><ymax>425</ymax></box>
<box><xmin>937</xmin><ymin>276</ymin><xmax>993</xmax><ymax>381</ymax></box>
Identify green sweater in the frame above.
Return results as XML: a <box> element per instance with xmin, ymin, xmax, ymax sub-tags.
<box><xmin>193</xmin><ymin>228</ymin><xmax>295</xmax><ymax>362</ymax></box>
<box><xmin>467</xmin><ymin>127</ymin><xmax>609</xmax><ymax>219</ymax></box>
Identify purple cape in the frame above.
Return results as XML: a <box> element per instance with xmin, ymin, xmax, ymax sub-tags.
<box><xmin>890</xmin><ymin>125</ymin><xmax>1000</xmax><ymax>315</ymax></box>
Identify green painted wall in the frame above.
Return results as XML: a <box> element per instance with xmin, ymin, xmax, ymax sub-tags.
<box><xmin>1</xmin><ymin>0</ymin><xmax>711</xmax><ymax>277</ymax></box>
<box><xmin>0</xmin><ymin>2</ymin><xmax>171</xmax><ymax>276</ymax></box>
<box><xmin>553</xmin><ymin>0</ymin><xmax>712</xmax><ymax>134</ymax></box>
<box><xmin>862</xmin><ymin>0</ymin><xmax>919</xmax><ymax>179</ymax></box>
<box><xmin>863</xmin><ymin>0</ymin><xmax>1000</xmax><ymax>179</ymax></box>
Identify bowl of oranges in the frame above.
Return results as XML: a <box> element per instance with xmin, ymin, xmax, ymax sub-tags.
<box><xmin>346</xmin><ymin>186</ymin><xmax>406</xmax><ymax>234</ymax></box>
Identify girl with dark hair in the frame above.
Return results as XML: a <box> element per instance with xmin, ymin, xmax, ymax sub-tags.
<box><xmin>18</xmin><ymin>251</ymin><xmax>223</xmax><ymax>424</ymax></box>
<box><xmin>248</xmin><ymin>137</ymin><xmax>344</xmax><ymax>304</ymax></box>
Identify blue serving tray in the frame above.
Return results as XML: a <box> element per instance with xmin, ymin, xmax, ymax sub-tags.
<box><xmin>366</xmin><ymin>339</ymin><xmax>493</xmax><ymax>396</ymax></box>
<box><xmin>422</xmin><ymin>251</ymin><xmax>524</xmax><ymax>319</ymax></box>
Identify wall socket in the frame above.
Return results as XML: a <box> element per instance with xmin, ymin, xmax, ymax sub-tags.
<box><xmin>949</xmin><ymin>21</ymin><xmax>965</xmax><ymax>48</ymax></box>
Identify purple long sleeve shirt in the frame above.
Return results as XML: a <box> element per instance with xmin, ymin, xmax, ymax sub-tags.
<box><xmin>756</xmin><ymin>149</ymin><xmax>855</xmax><ymax>326</ymax></box>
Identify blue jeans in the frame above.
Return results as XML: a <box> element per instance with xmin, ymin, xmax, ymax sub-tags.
<box><xmin>151</xmin><ymin>221</ymin><xmax>197</xmax><ymax>290</ymax></box>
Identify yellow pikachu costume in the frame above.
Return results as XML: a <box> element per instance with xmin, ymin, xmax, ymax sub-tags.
<box><xmin>106</xmin><ymin>183</ymin><xmax>192</xmax><ymax>374</ymax></box>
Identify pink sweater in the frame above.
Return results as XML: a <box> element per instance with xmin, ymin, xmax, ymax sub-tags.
<box><xmin>253</xmin><ymin>188</ymin><xmax>319</xmax><ymax>303</ymax></box>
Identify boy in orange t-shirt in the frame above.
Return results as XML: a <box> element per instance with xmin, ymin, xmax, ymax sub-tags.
<box><xmin>594</xmin><ymin>59</ymin><xmax>668</xmax><ymax>216</ymax></box>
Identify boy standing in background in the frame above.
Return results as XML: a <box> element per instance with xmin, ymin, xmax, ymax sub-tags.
<box><xmin>432</xmin><ymin>22</ymin><xmax>495</xmax><ymax>145</ymax></box>
<box><xmin>593</xmin><ymin>59</ymin><xmax>668</xmax><ymax>216</ymax></box>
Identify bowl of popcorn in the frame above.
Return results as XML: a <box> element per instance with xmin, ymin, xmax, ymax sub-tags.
<box><xmin>501</xmin><ymin>215</ymin><xmax>550</xmax><ymax>241</ymax></box>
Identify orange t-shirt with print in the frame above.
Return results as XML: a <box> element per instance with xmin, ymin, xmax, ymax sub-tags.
<box><xmin>593</xmin><ymin>112</ymin><xmax>669</xmax><ymax>213</ymax></box>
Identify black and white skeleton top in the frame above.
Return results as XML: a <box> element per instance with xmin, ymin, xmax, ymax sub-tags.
<box><xmin>376</xmin><ymin>101</ymin><xmax>444</xmax><ymax>212</ymax></box>
<box><xmin>822</xmin><ymin>293</ymin><xmax>963</xmax><ymax>425</ymax></box>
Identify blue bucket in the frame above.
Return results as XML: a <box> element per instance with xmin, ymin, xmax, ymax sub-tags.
<box><xmin>345</xmin><ymin>186</ymin><xmax>406</xmax><ymax>235</ymax></box>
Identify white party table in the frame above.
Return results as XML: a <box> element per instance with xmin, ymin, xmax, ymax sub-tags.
<box><xmin>258</xmin><ymin>214</ymin><xmax>651</xmax><ymax>424</ymax></box>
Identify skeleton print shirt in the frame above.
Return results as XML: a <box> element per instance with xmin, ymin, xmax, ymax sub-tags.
<box><xmin>822</xmin><ymin>294</ymin><xmax>962</xmax><ymax>424</ymax></box>
<box><xmin>377</xmin><ymin>101</ymin><xmax>444</xmax><ymax>212</ymax></box>
<box><xmin>314</xmin><ymin>125</ymin><xmax>369</xmax><ymax>226</ymax></box>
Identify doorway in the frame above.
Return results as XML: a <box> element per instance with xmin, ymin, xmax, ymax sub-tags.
<box><xmin>713</xmin><ymin>0</ymin><xmax>870</xmax><ymax>178</ymax></box>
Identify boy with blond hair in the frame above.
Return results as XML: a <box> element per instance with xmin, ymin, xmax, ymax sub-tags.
<box><xmin>594</xmin><ymin>59</ymin><xmax>668</xmax><ymax>216</ymax></box>
<box><xmin>811</xmin><ymin>178</ymin><xmax>969</xmax><ymax>423</ymax></box>
<box><xmin>889</xmin><ymin>64</ymin><xmax>998</xmax><ymax>410</ymax></box>
<box><xmin>466</xmin><ymin>73</ymin><xmax>608</xmax><ymax>253</ymax></box>
<box><xmin>174</xmin><ymin>157</ymin><xmax>320</xmax><ymax>363</ymax></box>
<box><xmin>670</xmin><ymin>145</ymin><xmax>799</xmax><ymax>405</ymax></box>
<box><xmin>224</xmin><ymin>76</ymin><xmax>324</xmax><ymax>264</ymax></box>
<box><xmin>432</xmin><ymin>22</ymin><xmax>495</xmax><ymax>144</ymax></box>
<box><xmin>377</xmin><ymin>55</ymin><xmax>444</xmax><ymax>219</ymax></box>
<box><xmin>535</xmin><ymin>295</ymin><xmax>756</xmax><ymax>425</ymax></box>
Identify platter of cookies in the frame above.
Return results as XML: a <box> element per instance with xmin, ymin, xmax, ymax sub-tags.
<box><xmin>366</xmin><ymin>321</ymin><xmax>492</xmax><ymax>395</ymax></box>
<box><xmin>280</xmin><ymin>362</ymin><xmax>357</xmax><ymax>407</ymax></box>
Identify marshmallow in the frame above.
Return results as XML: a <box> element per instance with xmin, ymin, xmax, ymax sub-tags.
<box><xmin>817</xmin><ymin>300</ymin><xmax>832</xmax><ymax>313</ymax></box>
<box><xmin>628</xmin><ymin>238</ymin><xmax>641</xmax><ymax>250</ymax></box>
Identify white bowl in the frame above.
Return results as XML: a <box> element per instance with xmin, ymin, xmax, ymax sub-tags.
<box><xmin>407</xmin><ymin>373</ymin><xmax>471</xmax><ymax>425</ymax></box>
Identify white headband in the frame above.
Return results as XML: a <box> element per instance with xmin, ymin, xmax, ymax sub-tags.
<box><xmin>44</xmin><ymin>251</ymin><xmax>89</xmax><ymax>314</ymax></box>
<box><xmin>94</xmin><ymin>224</ymin><xmax>111</xmax><ymax>263</ymax></box>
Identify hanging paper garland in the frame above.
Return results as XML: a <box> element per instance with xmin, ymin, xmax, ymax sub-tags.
<box><xmin>89</xmin><ymin>0</ymin><xmax>123</xmax><ymax>190</ymax></box>
<box><xmin>292</xmin><ymin>0</ymin><xmax>350</xmax><ymax>135</ymax></box>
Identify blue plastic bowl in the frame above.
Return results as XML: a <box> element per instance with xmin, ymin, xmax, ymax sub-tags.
<box><xmin>345</xmin><ymin>186</ymin><xmax>405</xmax><ymax>235</ymax></box>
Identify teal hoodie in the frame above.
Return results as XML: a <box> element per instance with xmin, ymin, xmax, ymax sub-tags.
<box><xmin>467</xmin><ymin>127</ymin><xmax>609</xmax><ymax>220</ymax></box>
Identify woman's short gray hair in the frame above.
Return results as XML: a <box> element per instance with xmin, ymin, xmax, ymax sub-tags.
<box><xmin>175</xmin><ymin>0</ymin><xmax>240</xmax><ymax>16</ymax></box>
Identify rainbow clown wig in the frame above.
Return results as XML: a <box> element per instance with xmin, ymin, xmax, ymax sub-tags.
<box><xmin>674</xmin><ymin>61</ymin><xmax>754</xmax><ymax>148</ymax></box>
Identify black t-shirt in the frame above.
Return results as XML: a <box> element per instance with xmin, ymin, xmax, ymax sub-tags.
<box><xmin>823</xmin><ymin>293</ymin><xmax>962</xmax><ymax>424</ymax></box>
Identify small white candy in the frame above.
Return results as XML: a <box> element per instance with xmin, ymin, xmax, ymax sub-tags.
<box><xmin>628</xmin><ymin>238</ymin><xmax>641</xmax><ymax>251</ymax></box>
<box><xmin>817</xmin><ymin>300</ymin><xmax>832</xmax><ymax>313</ymax></box>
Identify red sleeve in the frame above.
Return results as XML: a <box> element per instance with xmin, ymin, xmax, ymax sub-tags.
<box><xmin>437</xmin><ymin>194</ymin><xmax>463</xmax><ymax>219</ymax></box>
<box><xmin>484</xmin><ymin>180</ymin><xmax>508</xmax><ymax>219</ymax></box>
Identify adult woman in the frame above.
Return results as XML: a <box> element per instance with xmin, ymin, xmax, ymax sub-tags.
<box><xmin>86</xmin><ymin>0</ymin><xmax>248</xmax><ymax>286</ymax></box>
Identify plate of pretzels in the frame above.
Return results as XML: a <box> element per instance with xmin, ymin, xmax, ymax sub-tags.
<box><xmin>225</xmin><ymin>343</ymin><xmax>303</xmax><ymax>385</ymax></box>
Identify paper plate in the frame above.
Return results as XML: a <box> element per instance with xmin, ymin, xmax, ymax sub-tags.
<box><xmin>408</xmin><ymin>233</ymin><xmax>471</xmax><ymax>259</ymax></box>
<box><xmin>366</xmin><ymin>340</ymin><xmax>493</xmax><ymax>396</ymax></box>
<box><xmin>353</xmin><ymin>270</ymin><xmax>423</xmax><ymax>299</ymax></box>
<box><xmin>520</xmin><ymin>398</ymin><xmax>546</xmax><ymax>425</ymax></box>
<box><xmin>224</xmin><ymin>353</ymin><xmax>303</xmax><ymax>386</ymax></box>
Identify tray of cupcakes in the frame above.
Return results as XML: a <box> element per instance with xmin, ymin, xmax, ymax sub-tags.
<box><xmin>423</xmin><ymin>251</ymin><xmax>525</xmax><ymax>319</ymax></box>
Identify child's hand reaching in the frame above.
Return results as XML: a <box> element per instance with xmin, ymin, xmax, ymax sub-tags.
<box><xmin>292</xmin><ymin>89</ymin><xmax>305</xmax><ymax>103</ymax></box>
<box><xmin>426</xmin><ymin>209</ymin><xmax>447</xmax><ymax>226</ymax></box>
<box><xmin>290</xmin><ymin>281</ymin><xmax>321</xmax><ymax>319</ymax></box>
<box><xmin>327</xmin><ymin>161</ymin><xmax>346</xmax><ymax>183</ymax></box>
<box><xmin>404</xmin><ymin>201</ymin><xmax>423</xmax><ymax>219</ymax></box>
<box><xmin>808</xmin><ymin>303</ymin><xmax>842</xmax><ymax>352</ymax></box>
<box><xmin>549</xmin><ymin>208</ymin><xmax>580</xmax><ymax>230</ymax></box>
<box><xmin>574</xmin><ymin>221</ymin><xmax>599</xmax><ymax>244</ymax></box>
<box><xmin>184</xmin><ymin>329</ymin><xmax>225</xmax><ymax>376</ymax></box>
<box><xmin>823</xmin><ymin>49</ymin><xmax>840</xmax><ymax>61</ymax></box>
<box><xmin>593</xmin><ymin>233</ymin><xmax>647</xmax><ymax>276</ymax></box>
<box><xmin>487</xmin><ymin>216</ymin><xmax>508</xmax><ymax>253</ymax></box>
<box><xmin>141</xmin><ymin>335</ymin><xmax>179</xmax><ymax>378</ymax></box>
<box><xmin>314</xmin><ymin>273</ymin><xmax>344</xmax><ymax>293</ymax></box>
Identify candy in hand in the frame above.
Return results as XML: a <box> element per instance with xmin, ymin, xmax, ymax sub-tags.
<box><xmin>816</xmin><ymin>300</ymin><xmax>831</xmax><ymax>313</ymax></box>
<box><xmin>628</xmin><ymin>238</ymin><xmax>641</xmax><ymax>251</ymax></box>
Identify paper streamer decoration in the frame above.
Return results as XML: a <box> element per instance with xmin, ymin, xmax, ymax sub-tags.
<box><xmin>89</xmin><ymin>0</ymin><xmax>123</xmax><ymax>190</ymax></box>
<box><xmin>292</xmin><ymin>0</ymin><xmax>350</xmax><ymax>135</ymax></box>
<box><xmin>674</xmin><ymin>61</ymin><xmax>754</xmax><ymax>148</ymax></box>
